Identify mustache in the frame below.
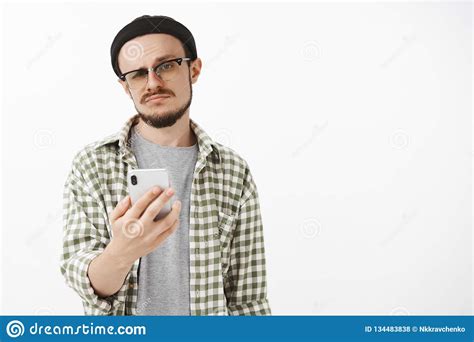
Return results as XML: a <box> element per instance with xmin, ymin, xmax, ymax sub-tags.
<box><xmin>142</xmin><ymin>89</ymin><xmax>174</xmax><ymax>103</ymax></box>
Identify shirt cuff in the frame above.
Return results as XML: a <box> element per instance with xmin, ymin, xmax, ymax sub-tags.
<box><xmin>227</xmin><ymin>298</ymin><xmax>272</xmax><ymax>315</ymax></box>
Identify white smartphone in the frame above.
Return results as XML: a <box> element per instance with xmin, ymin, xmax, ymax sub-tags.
<box><xmin>127</xmin><ymin>168</ymin><xmax>172</xmax><ymax>221</ymax></box>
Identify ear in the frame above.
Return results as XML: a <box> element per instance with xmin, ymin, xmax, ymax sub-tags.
<box><xmin>190</xmin><ymin>58</ymin><xmax>202</xmax><ymax>85</ymax></box>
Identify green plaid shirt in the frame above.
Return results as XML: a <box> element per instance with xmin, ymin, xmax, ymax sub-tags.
<box><xmin>60</xmin><ymin>114</ymin><xmax>271</xmax><ymax>316</ymax></box>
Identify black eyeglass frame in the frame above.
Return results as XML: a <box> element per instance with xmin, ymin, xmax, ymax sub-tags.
<box><xmin>118</xmin><ymin>57</ymin><xmax>192</xmax><ymax>84</ymax></box>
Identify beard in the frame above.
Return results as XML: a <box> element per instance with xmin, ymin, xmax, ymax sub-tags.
<box><xmin>135</xmin><ymin>76</ymin><xmax>193</xmax><ymax>129</ymax></box>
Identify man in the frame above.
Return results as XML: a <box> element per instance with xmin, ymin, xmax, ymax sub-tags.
<box><xmin>60</xmin><ymin>15</ymin><xmax>271</xmax><ymax>316</ymax></box>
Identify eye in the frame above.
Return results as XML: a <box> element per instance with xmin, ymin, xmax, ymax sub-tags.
<box><xmin>131</xmin><ymin>70</ymin><xmax>147</xmax><ymax>79</ymax></box>
<box><xmin>158</xmin><ymin>62</ymin><xmax>174</xmax><ymax>72</ymax></box>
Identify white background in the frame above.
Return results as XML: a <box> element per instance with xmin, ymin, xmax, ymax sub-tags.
<box><xmin>1</xmin><ymin>1</ymin><xmax>472</xmax><ymax>315</ymax></box>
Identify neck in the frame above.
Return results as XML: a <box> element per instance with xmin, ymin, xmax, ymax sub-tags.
<box><xmin>135</xmin><ymin>113</ymin><xmax>197</xmax><ymax>147</ymax></box>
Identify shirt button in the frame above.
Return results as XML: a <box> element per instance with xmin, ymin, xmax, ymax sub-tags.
<box><xmin>196</xmin><ymin>290</ymin><xmax>200</xmax><ymax>297</ymax></box>
<box><xmin>214</xmin><ymin>232</ymin><xmax>219</xmax><ymax>238</ymax></box>
<box><xmin>196</xmin><ymin>248</ymin><xmax>200</xmax><ymax>253</ymax></box>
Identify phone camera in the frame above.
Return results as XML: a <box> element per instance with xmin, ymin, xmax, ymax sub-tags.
<box><xmin>131</xmin><ymin>175</ymin><xmax>137</xmax><ymax>185</ymax></box>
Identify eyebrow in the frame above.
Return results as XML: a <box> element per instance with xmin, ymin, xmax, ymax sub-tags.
<box><xmin>137</xmin><ymin>54</ymin><xmax>177</xmax><ymax>70</ymax></box>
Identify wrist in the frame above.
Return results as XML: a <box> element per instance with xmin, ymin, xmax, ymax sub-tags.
<box><xmin>105</xmin><ymin>239</ymin><xmax>135</xmax><ymax>270</ymax></box>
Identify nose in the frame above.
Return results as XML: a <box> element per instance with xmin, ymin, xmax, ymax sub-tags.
<box><xmin>146</xmin><ymin>69</ymin><xmax>165</xmax><ymax>90</ymax></box>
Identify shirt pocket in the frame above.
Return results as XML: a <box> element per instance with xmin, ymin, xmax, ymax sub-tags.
<box><xmin>217</xmin><ymin>210</ymin><xmax>236</xmax><ymax>275</ymax></box>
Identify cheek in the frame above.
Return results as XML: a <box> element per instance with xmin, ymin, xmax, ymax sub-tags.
<box><xmin>172</xmin><ymin>80</ymin><xmax>191</xmax><ymax>98</ymax></box>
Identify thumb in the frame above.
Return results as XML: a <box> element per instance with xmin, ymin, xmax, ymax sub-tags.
<box><xmin>110</xmin><ymin>195</ymin><xmax>130</xmax><ymax>223</ymax></box>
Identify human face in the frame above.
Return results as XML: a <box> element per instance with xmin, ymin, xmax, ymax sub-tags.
<box><xmin>117</xmin><ymin>33</ymin><xmax>202</xmax><ymax>128</ymax></box>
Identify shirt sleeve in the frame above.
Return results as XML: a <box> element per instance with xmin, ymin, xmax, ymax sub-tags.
<box><xmin>59</xmin><ymin>153</ymin><xmax>130</xmax><ymax>315</ymax></box>
<box><xmin>225</xmin><ymin>164</ymin><xmax>272</xmax><ymax>315</ymax></box>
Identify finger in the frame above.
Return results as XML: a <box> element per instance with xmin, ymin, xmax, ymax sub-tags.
<box><xmin>110</xmin><ymin>195</ymin><xmax>130</xmax><ymax>223</ymax></box>
<box><xmin>127</xmin><ymin>186</ymin><xmax>163</xmax><ymax>219</ymax></box>
<box><xmin>152</xmin><ymin>200</ymin><xmax>181</xmax><ymax>236</ymax></box>
<box><xmin>142</xmin><ymin>187</ymin><xmax>176</xmax><ymax>222</ymax></box>
<box><xmin>154</xmin><ymin>218</ymin><xmax>179</xmax><ymax>246</ymax></box>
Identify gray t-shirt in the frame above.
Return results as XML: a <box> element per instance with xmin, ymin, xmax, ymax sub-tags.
<box><xmin>130</xmin><ymin>124</ymin><xmax>198</xmax><ymax>315</ymax></box>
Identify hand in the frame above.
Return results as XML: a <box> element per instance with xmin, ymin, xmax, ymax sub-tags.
<box><xmin>107</xmin><ymin>186</ymin><xmax>181</xmax><ymax>267</ymax></box>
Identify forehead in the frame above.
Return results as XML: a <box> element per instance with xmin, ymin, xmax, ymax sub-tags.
<box><xmin>118</xmin><ymin>33</ymin><xmax>185</xmax><ymax>72</ymax></box>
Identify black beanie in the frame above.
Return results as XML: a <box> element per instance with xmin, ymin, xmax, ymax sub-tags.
<box><xmin>110</xmin><ymin>15</ymin><xmax>197</xmax><ymax>78</ymax></box>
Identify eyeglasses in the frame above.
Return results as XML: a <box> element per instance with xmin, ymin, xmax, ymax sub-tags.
<box><xmin>119</xmin><ymin>57</ymin><xmax>191</xmax><ymax>89</ymax></box>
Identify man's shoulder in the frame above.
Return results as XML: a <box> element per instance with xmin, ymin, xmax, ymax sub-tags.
<box><xmin>191</xmin><ymin>118</ymin><xmax>250</xmax><ymax>173</ymax></box>
<box><xmin>213</xmin><ymin>142</ymin><xmax>250</xmax><ymax>172</ymax></box>
<box><xmin>71</xmin><ymin>114</ymin><xmax>138</xmax><ymax>167</ymax></box>
<box><xmin>70</xmin><ymin>132</ymin><xmax>120</xmax><ymax>170</ymax></box>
